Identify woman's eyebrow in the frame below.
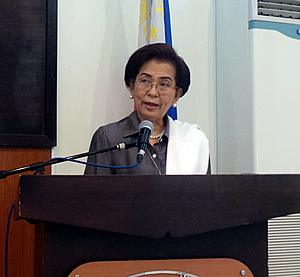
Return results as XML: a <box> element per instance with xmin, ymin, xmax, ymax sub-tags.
<box><xmin>160</xmin><ymin>76</ymin><xmax>173</xmax><ymax>81</ymax></box>
<box><xmin>139</xmin><ymin>73</ymin><xmax>173</xmax><ymax>81</ymax></box>
<box><xmin>139</xmin><ymin>73</ymin><xmax>151</xmax><ymax>78</ymax></box>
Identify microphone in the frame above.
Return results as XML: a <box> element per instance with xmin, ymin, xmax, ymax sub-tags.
<box><xmin>137</xmin><ymin>120</ymin><xmax>154</xmax><ymax>163</ymax></box>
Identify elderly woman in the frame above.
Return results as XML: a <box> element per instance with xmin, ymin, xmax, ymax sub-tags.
<box><xmin>84</xmin><ymin>43</ymin><xmax>209</xmax><ymax>175</ymax></box>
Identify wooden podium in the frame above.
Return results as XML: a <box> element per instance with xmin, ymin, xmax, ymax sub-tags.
<box><xmin>17</xmin><ymin>174</ymin><xmax>300</xmax><ymax>277</ymax></box>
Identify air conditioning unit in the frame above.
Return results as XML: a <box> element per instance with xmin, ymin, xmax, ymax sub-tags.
<box><xmin>248</xmin><ymin>0</ymin><xmax>300</xmax><ymax>174</ymax></box>
<box><xmin>216</xmin><ymin>0</ymin><xmax>300</xmax><ymax>175</ymax></box>
<box><xmin>249</xmin><ymin>0</ymin><xmax>300</xmax><ymax>23</ymax></box>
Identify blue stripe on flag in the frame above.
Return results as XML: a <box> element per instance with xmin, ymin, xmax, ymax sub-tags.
<box><xmin>163</xmin><ymin>0</ymin><xmax>172</xmax><ymax>46</ymax></box>
<box><xmin>167</xmin><ymin>106</ymin><xmax>177</xmax><ymax>120</ymax></box>
<box><xmin>163</xmin><ymin>0</ymin><xmax>177</xmax><ymax>120</ymax></box>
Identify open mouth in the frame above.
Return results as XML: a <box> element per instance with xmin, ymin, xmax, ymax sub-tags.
<box><xmin>144</xmin><ymin>102</ymin><xmax>159</xmax><ymax>108</ymax></box>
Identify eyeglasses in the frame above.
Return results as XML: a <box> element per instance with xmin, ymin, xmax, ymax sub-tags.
<box><xmin>135</xmin><ymin>78</ymin><xmax>177</xmax><ymax>94</ymax></box>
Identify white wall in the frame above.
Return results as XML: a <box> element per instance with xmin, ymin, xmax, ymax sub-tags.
<box><xmin>216</xmin><ymin>0</ymin><xmax>254</xmax><ymax>174</ymax></box>
<box><xmin>172</xmin><ymin>1</ymin><xmax>216</xmax><ymax>170</ymax></box>
<box><xmin>53</xmin><ymin>0</ymin><xmax>216</xmax><ymax>175</ymax></box>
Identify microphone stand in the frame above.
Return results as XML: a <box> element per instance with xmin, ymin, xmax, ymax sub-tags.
<box><xmin>0</xmin><ymin>140</ymin><xmax>138</xmax><ymax>180</ymax></box>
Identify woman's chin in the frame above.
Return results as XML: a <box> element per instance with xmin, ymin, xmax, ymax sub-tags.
<box><xmin>137</xmin><ymin>110</ymin><xmax>162</xmax><ymax>123</ymax></box>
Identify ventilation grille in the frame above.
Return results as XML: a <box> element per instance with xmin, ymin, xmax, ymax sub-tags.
<box><xmin>268</xmin><ymin>213</ymin><xmax>300</xmax><ymax>277</ymax></box>
<box><xmin>258</xmin><ymin>0</ymin><xmax>300</xmax><ymax>20</ymax></box>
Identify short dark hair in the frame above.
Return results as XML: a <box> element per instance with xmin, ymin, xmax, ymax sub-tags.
<box><xmin>124</xmin><ymin>43</ymin><xmax>190</xmax><ymax>97</ymax></box>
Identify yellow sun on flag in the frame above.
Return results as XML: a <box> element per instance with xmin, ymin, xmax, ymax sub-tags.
<box><xmin>156</xmin><ymin>2</ymin><xmax>164</xmax><ymax>16</ymax></box>
<box><xmin>138</xmin><ymin>0</ymin><xmax>165</xmax><ymax>46</ymax></box>
<box><xmin>140</xmin><ymin>0</ymin><xmax>148</xmax><ymax>36</ymax></box>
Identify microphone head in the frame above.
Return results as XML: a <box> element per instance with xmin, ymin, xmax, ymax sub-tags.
<box><xmin>139</xmin><ymin>120</ymin><xmax>154</xmax><ymax>135</ymax></box>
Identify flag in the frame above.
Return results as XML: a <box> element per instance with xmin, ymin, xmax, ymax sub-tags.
<box><xmin>138</xmin><ymin>0</ymin><xmax>177</xmax><ymax>120</ymax></box>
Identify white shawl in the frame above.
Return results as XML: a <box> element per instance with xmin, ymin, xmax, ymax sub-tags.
<box><xmin>166</xmin><ymin>117</ymin><xmax>209</xmax><ymax>175</ymax></box>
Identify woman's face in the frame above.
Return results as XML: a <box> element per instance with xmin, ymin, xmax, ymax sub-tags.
<box><xmin>130</xmin><ymin>59</ymin><xmax>182</xmax><ymax>126</ymax></box>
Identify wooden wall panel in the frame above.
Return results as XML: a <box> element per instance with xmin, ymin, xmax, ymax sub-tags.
<box><xmin>68</xmin><ymin>258</ymin><xmax>254</xmax><ymax>277</ymax></box>
<box><xmin>0</xmin><ymin>148</ymin><xmax>51</xmax><ymax>277</ymax></box>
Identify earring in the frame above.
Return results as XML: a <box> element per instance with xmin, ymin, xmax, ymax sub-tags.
<box><xmin>173</xmin><ymin>102</ymin><xmax>177</xmax><ymax>107</ymax></box>
<box><xmin>129</xmin><ymin>94</ymin><xmax>133</xmax><ymax>99</ymax></box>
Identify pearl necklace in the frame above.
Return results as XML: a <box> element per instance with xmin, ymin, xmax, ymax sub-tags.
<box><xmin>149</xmin><ymin>129</ymin><xmax>165</xmax><ymax>140</ymax></box>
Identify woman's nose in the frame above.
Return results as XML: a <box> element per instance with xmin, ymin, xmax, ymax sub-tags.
<box><xmin>147</xmin><ymin>84</ymin><xmax>159</xmax><ymax>97</ymax></box>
